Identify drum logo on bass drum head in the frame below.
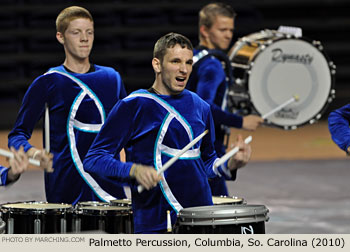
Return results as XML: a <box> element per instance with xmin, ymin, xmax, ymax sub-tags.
<box><xmin>271</xmin><ymin>48</ymin><xmax>313</xmax><ymax>65</ymax></box>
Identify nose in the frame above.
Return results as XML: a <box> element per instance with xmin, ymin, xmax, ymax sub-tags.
<box><xmin>80</xmin><ymin>32</ymin><xmax>88</xmax><ymax>42</ymax></box>
<box><xmin>179</xmin><ymin>63</ymin><xmax>188</xmax><ymax>73</ymax></box>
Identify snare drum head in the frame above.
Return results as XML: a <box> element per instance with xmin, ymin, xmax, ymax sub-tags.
<box><xmin>247</xmin><ymin>37</ymin><xmax>334</xmax><ymax>129</ymax></box>
<box><xmin>212</xmin><ymin>196</ymin><xmax>243</xmax><ymax>204</ymax></box>
<box><xmin>178</xmin><ymin>204</ymin><xmax>269</xmax><ymax>226</ymax></box>
<box><xmin>1</xmin><ymin>202</ymin><xmax>72</xmax><ymax>213</ymax></box>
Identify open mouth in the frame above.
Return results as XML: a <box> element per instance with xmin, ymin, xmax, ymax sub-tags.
<box><xmin>175</xmin><ymin>77</ymin><xmax>186</xmax><ymax>83</ymax></box>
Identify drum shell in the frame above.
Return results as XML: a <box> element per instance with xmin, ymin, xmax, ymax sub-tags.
<box><xmin>73</xmin><ymin>205</ymin><xmax>133</xmax><ymax>234</ymax></box>
<box><xmin>1</xmin><ymin>202</ymin><xmax>73</xmax><ymax>234</ymax></box>
<box><xmin>174</xmin><ymin>204</ymin><xmax>269</xmax><ymax>234</ymax></box>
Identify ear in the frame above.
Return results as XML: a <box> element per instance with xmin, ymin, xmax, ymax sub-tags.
<box><xmin>200</xmin><ymin>25</ymin><xmax>209</xmax><ymax>39</ymax></box>
<box><xmin>56</xmin><ymin>32</ymin><xmax>64</xmax><ymax>45</ymax></box>
<box><xmin>152</xmin><ymin>58</ymin><xmax>161</xmax><ymax>73</ymax></box>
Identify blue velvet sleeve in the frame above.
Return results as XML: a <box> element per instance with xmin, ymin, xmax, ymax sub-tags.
<box><xmin>328</xmin><ymin>103</ymin><xmax>350</xmax><ymax>153</ymax></box>
<box><xmin>8</xmin><ymin>76</ymin><xmax>48</xmax><ymax>152</ymax></box>
<box><xmin>83</xmin><ymin>99</ymin><xmax>134</xmax><ymax>181</ymax></box>
<box><xmin>0</xmin><ymin>166</ymin><xmax>9</xmax><ymax>186</ymax></box>
<box><xmin>199</xmin><ymin>104</ymin><xmax>235</xmax><ymax>180</ymax></box>
<box><xmin>196</xmin><ymin>58</ymin><xmax>243</xmax><ymax>128</ymax></box>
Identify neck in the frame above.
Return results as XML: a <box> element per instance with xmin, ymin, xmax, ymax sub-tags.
<box><xmin>63</xmin><ymin>58</ymin><xmax>91</xmax><ymax>74</ymax></box>
<box><xmin>199</xmin><ymin>39</ymin><xmax>214</xmax><ymax>50</ymax></box>
<box><xmin>151</xmin><ymin>80</ymin><xmax>168</xmax><ymax>95</ymax></box>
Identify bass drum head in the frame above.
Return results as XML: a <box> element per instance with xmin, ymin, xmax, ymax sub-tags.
<box><xmin>248</xmin><ymin>37</ymin><xmax>334</xmax><ymax>129</ymax></box>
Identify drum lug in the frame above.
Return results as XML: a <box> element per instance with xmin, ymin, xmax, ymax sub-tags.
<box><xmin>7</xmin><ymin>217</ymin><xmax>14</xmax><ymax>234</ymax></box>
<box><xmin>60</xmin><ymin>217</ymin><xmax>67</xmax><ymax>234</ymax></box>
<box><xmin>34</xmin><ymin>218</ymin><xmax>41</xmax><ymax>234</ymax></box>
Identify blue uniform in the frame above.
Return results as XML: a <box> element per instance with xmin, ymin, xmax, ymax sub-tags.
<box><xmin>0</xmin><ymin>166</ymin><xmax>9</xmax><ymax>186</ymax></box>
<box><xmin>83</xmin><ymin>89</ymin><xmax>234</xmax><ymax>233</ymax></box>
<box><xmin>328</xmin><ymin>103</ymin><xmax>350</xmax><ymax>153</ymax></box>
<box><xmin>8</xmin><ymin>65</ymin><xmax>127</xmax><ymax>204</ymax></box>
<box><xmin>186</xmin><ymin>46</ymin><xmax>242</xmax><ymax>196</ymax></box>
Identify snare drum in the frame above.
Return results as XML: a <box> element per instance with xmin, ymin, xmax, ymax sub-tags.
<box><xmin>228</xmin><ymin>29</ymin><xmax>336</xmax><ymax>129</ymax></box>
<box><xmin>74</xmin><ymin>204</ymin><xmax>132</xmax><ymax>234</ymax></box>
<box><xmin>1</xmin><ymin>201</ymin><xmax>73</xmax><ymax>234</ymax></box>
<box><xmin>174</xmin><ymin>204</ymin><xmax>269</xmax><ymax>234</ymax></box>
<box><xmin>212</xmin><ymin>196</ymin><xmax>245</xmax><ymax>205</ymax></box>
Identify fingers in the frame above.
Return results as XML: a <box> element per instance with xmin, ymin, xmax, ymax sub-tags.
<box><xmin>32</xmin><ymin>149</ymin><xmax>54</xmax><ymax>173</ymax></box>
<box><xmin>242</xmin><ymin>115</ymin><xmax>263</xmax><ymax>131</ymax></box>
<box><xmin>8</xmin><ymin>146</ymin><xmax>29</xmax><ymax>180</ymax></box>
<box><xmin>228</xmin><ymin>134</ymin><xmax>251</xmax><ymax>170</ymax></box>
<box><xmin>133</xmin><ymin>164</ymin><xmax>162</xmax><ymax>191</ymax></box>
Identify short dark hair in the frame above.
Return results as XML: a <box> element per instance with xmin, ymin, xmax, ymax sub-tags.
<box><xmin>153</xmin><ymin>32</ymin><xmax>193</xmax><ymax>62</ymax></box>
<box><xmin>199</xmin><ymin>2</ymin><xmax>236</xmax><ymax>29</ymax></box>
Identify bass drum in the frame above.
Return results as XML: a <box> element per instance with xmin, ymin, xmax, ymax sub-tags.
<box><xmin>228</xmin><ymin>29</ymin><xmax>336</xmax><ymax>130</ymax></box>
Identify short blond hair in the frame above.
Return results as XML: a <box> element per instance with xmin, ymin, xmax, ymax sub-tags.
<box><xmin>56</xmin><ymin>6</ymin><xmax>93</xmax><ymax>34</ymax></box>
<box><xmin>199</xmin><ymin>2</ymin><xmax>236</xmax><ymax>29</ymax></box>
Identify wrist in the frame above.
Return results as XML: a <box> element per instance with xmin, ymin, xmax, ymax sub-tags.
<box><xmin>129</xmin><ymin>164</ymin><xmax>138</xmax><ymax>178</ymax></box>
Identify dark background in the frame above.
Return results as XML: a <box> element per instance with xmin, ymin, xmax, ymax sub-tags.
<box><xmin>0</xmin><ymin>0</ymin><xmax>349</xmax><ymax>129</ymax></box>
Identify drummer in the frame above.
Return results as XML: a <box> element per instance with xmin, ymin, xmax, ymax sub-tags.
<box><xmin>83</xmin><ymin>32</ymin><xmax>251</xmax><ymax>233</ymax></box>
<box><xmin>7</xmin><ymin>6</ymin><xmax>127</xmax><ymax>204</ymax></box>
<box><xmin>1</xmin><ymin>147</ymin><xmax>28</xmax><ymax>186</ymax></box>
<box><xmin>186</xmin><ymin>2</ymin><xmax>263</xmax><ymax>197</ymax></box>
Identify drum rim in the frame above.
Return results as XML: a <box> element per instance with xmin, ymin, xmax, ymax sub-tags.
<box><xmin>177</xmin><ymin>205</ymin><xmax>269</xmax><ymax>226</ymax></box>
<box><xmin>109</xmin><ymin>198</ymin><xmax>132</xmax><ymax>206</ymax></box>
<box><xmin>178</xmin><ymin>205</ymin><xmax>269</xmax><ymax>218</ymax></box>
<box><xmin>231</xmin><ymin>31</ymin><xmax>336</xmax><ymax>129</ymax></box>
<box><xmin>76</xmin><ymin>205</ymin><xmax>131</xmax><ymax>215</ymax></box>
<box><xmin>76</xmin><ymin>201</ymin><xmax>109</xmax><ymax>207</ymax></box>
<box><xmin>1</xmin><ymin>201</ymin><xmax>73</xmax><ymax>213</ymax></box>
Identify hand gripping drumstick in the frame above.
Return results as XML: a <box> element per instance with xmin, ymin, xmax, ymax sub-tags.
<box><xmin>0</xmin><ymin>148</ymin><xmax>41</xmax><ymax>167</ymax></box>
<box><xmin>213</xmin><ymin>135</ymin><xmax>252</xmax><ymax>169</ymax></box>
<box><xmin>45</xmin><ymin>104</ymin><xmax>50</xmax><ymax>153</ymax></box>
<box><xmin>137</xmin><ymin>129</ymin><xmax>209</xmax><ymax>193</ymax></box>
<box><xmin>262</xmin><ymin>95</ymin><xmax>299</xmax><ymax>120</ymax></box>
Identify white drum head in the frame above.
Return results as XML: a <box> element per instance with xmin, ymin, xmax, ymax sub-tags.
<box><xmin>248</xmin><ymin>38</ymin><xmax>333</xmax><ymax>129</ymax></box>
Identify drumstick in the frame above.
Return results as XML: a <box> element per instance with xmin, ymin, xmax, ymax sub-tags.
<box><xmin>213</xmin><ymin>135</ymin><xmax>252</xmax><ymax>169</ymax></box>
<box><xmin>45</xmin><ymin>104</ymin><xmax>50</xmax><ymax>153</ymax></box>
<box><xmin>0</xmin><ymin>148</ymin><xmax>41</xmax><ymax>167</ymax></box>
<box><xmin>137</xmin><ymin>129</ymin><xmax>209</xmax><ymax>193</ymax></box>
<box><xmin>262</xmin><ymin>95</ymin><xmax>299</xmax><ymax>120</ymax></box>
